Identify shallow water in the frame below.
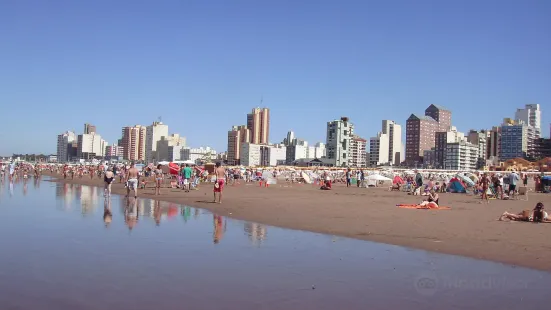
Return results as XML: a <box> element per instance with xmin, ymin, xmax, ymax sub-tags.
<box><xmin>0</xmin><ymin>177</ymin><xmax>549</xmax><ymax>310</ymax></box>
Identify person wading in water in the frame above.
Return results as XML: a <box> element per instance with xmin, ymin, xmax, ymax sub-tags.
<box><xmin>126</xmin><ymin>163</ymin><xmax>139</xmax><ymax>198</ymax></box>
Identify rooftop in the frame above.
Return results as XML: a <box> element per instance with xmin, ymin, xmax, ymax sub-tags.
<box><xmin>407</xmin><ymin>114</ymin><xmax>437</xmax><ymax>122</ymax></box>
<box><xmin>426</xmin><ymin>104</ymin><xmax>451</xmax><ymax>111</ymax></box>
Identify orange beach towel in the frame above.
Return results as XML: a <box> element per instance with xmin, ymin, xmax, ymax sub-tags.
<box><xmin>397</xmin><ymin>204</ymin><xmax>451</xmax><ymax>210</ymax></box>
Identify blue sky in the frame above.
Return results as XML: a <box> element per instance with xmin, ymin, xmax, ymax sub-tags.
<box><xmin>1</xmin><ymin>0</ymin><xmax>549</xmax><ymax>155</ymax></box>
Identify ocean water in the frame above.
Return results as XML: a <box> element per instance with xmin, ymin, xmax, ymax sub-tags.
<box><xmin>0</xmin><ymin>177</ymin><xmax>549</xmax><ymax>310</ymax></box>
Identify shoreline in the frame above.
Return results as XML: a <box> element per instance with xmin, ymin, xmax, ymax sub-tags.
<box><xmin>45</xmin><ymin>172</ymin><xmax>551</xmax><ymax>272</ymax></box>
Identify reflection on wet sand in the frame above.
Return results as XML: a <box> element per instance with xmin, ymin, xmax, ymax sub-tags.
<box><xmin>213</xmin><ymin>214</ymin><xmax>225</xmax><ymax>244</ymax></box>
<box><xmin>244</xmin><ymin>222</ymin><xmax>268</xmax><ymax>246</ymax></box>
<box><xmin>103</xmin><ymin>199</ymin><xmax>112</xmax><ymax>227</ymax></box>
<box><xmin>8</xmin><ymin>179</ymin><xmax>264</xmax><ymax>246</ymax></box>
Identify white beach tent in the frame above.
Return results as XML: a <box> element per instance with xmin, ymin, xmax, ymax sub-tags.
<box><xmin>368</xmin><ymin>174</ymin><xmax>392</xmax><ymax>181</ymax></box>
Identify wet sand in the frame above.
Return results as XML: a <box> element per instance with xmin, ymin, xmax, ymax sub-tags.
<box><xmin>45</xmin><ymin>173</ymin><xmax>551</xmax><ymax>272</ymax></box>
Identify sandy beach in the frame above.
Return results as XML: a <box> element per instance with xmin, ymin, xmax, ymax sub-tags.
<box><xmin>45</xmin><ymin>172</ymin><xmax>551</xmax><ymax>272</ymax></box>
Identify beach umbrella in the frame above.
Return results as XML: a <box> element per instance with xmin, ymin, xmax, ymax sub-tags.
<box><xmin>368</xmin><ymin>174</ymin><xmax>392</xmax><ymax>181</ymax></box>
<box><xmin>168</xmin><ymin>162</ymin><xmax>180</xmax><ymax>175</ymax></box>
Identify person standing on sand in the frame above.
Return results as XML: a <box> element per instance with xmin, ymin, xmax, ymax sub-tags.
<box><xmin>415</xmin><ymin>170</ymin><xmax>423</xmax><ymax>191</ymax></box>
<box><xmin>346</xmin><ymin>168</ymin><xmax>352</xmax><ymax>187</ymax></box>
<box><xmin>508</xmin><ymin>171</ymin><xmax>520</xmax><ymax>199</ymax></box>
<box><xmin>182</xmin><ymin>164</ymin><xmax>192</xmax><ymax>192</ymax></box>
<box><xmin>479</xmin><ymin>173</ymin><xmax>490</xmax><ymax>203</ymax></box>
<box><xmin>126</xmin><ymin>163</ymin><xmax>139</xmax><ymax>198</ymax></box>
<box><xmin>154</xmin><ymin>164</ymin><xmax>164</xmax><ymax>195</ymax></box>
<box><xmin>213</xmin><ymin>162</ymin><xmax>225</xmax><ymax>204</ymax></box>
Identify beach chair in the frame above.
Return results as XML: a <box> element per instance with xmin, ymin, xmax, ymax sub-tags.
<box><xmin>517</xmin><ymin>186</ymin><xmax>529</xmax><ymax>201</ymax></box>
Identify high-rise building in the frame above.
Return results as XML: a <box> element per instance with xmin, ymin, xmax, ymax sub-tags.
<box><xmin>467</xmin><ymin>130</ymin><xmax>489</xmax><ymax>169</ymax></box>
<box><xmin>146</xmin><ymin>121</ymin><xmax>169</xmax><ymax>163</ymax></box>
<box><xmin>247</xmin><ymin>108</ymin><xmax>270</xmax><ymax>144</ymax></box>
<box><xmin>500</xmin><ymin>121</ymin><xmax>528</xmax><ymax>161</ymax></box>
<box><xmin>500</xmin><ymin>118</ymin><xmax>540</xmax><ymax>160</ymax></box>
<box><xmin>533</xmin><ymin>138</ymin><xmax>551</xmax><ymax>159</ymax></box>
<box><xmin>307</xmin><ymin>142</ymin><xmax>326</xmax><ymax>159</ymax></box>
<box><xmin>56</xmin><ymin>131</ymin><xmax>76</xmax><ymax>163</ymax></box>
<box><xmin>286</xmin><ymin>144</ymin><xmax>309</xmax><ymax>164</ymax></box>
<box><xmin>156</xmin><ymin>134</ymin><xmax>187</xmax><ymax>162</ymax></box>
<box><xmin>181</xmin><ymin>146</ymin><xmax>216</xmax><ymax>164</ymax></box>
<box><xmin>326</xmin><ymin>117</ymin><xmax>354</xmax><ymax>167</ymax></box>
<box><xmin>122</xmin><ymin>125</ymin><xmax>147</xmax><ymax>161</ymax></box>
<box><xmin>434</xmin><ymin>127</ymin><xmax>465</xmax><ymax>169</ymax></box>
<box><xmin>283</xmin><ymin>130</ymin><xmax>295</xmax><ymax>146</ymax></box>
<box><xmin>105</xmin><ymin>144</ymin><xmax>124</xmax><ymax>157</ymax></box>
<box><xmin>515</xmin><ymin>104</ymin><xmax>541</xmax><ymax>136</ymax></box>
<box><xmin>381</xmin><ymin>120</ymin><xmax>402</xmax><ymax>165</ymax></box>
<box><xmin>268</xmin><ymin>145</ymin><xmax>287</xmax><ymax>166</ymax></box>
<box><xmin>349</xmin><ymin>135</ymin><xmax>367</xmax><ymax>167</ymax></box>
<box><xmin>240</xmin><ymin>143</ymin><xmax>262</xmax><ymax>166</ymax></box>
<box><xmin>227</xmin><ymin>125</ymin><xmax>251</xmax><ymax>165</ymax></box>
<box><xmin>84</xmin><ymin>123</ymin><xmax>96</xmax><ymax>134</ymax></box>
<box><xmin>405</xmin><ymin>114</ymin><xmax>438</xmax><ymax>166</ymax></box>
<box><xmin>369</xmin><ymin>132</ymin><xmax>389</xmax><ymax>166</ymax></box>
<box><xmin>77</xmin><ymin>133</ymin><xmax>106</xmax><ymax>160</ymax></box>
<box><xmin>487</xmin><ymin>126</ymin><xmax>501</xmax><ymax>160</ymax></box>
<box><xmin>445</xmin><ymin>141</ymin><xmax>479</xmax><ymax>170</ymax></box>
<box><xmin>425</xmin><ymin>104</ymin><xmax>452</xmax><ymax>131</ymax></box>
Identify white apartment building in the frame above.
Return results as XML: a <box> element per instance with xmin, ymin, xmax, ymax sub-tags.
<box><xmin>369</xmin><ymin>132</ymin><xmax>389</xmax><ymax>166</ymax></box>
<box><xmin>286</xmin><ymin>144</ymin><xmax>309</xmax><ymax>164</ymax></box>
<box><xmin>269</xmin><ymin>145</ymin><xmax>287</xmax><ymax>166</ymax></box>
<box><xmin>467</xmin><ymin>130</ymin><xmax>488</xmax><ymax>168</ymax></box>
<box><xmin>166</xmin><ymin>145</ymin><xmax>184</xmax><ymax>162</ymax></box>
<box><xmin>240</xmin><ymin>143</ymin><xmax>261</xmax><ymax>166</ymax></box>
<box><xmin>181</xmin><ymin>146</ymin><xmax>217</xmax><ymax>164</ymax></box>
<box><xmin>444</xmin><ymin>141</ymin><xmax>479</xmax><ymax>170</ymax></box>
<box><xmin>434</xmin><ymin>126</ymin><xmax>466</xmax><ymax>168</ymax></box>
<box><xmin>349</xmin><ymin>135</ymin><xmax>367</xmax><ymax>167</ymax></box>
<box><xmin>156</xmin><ymin>134</ymin><xmax>186</xmax><ymax>162</ymax></box>
<box><xmin>57</xmin><ymin>131</ymin><xmax>76</xmax><ymax>163</ymax></box>
<box><xmin>146</xmin><ymin>121</ymin><xmax>169</xmax><ymax>163</ymax></box>
<box><xmin>307</xmin><ymin>142</ymin><xmax>326</xmax><ymax>159</ymax></box>
<box><xmin>515</xmin><ymin>104</ymin><xmax>541</xmax><ymax>137</ymax></box>
<box><xmin>326</xmin><ymin>117</ymin><xmax>354</xmax><ymax>167</ymax></box>
<box><xmin>77</xmin><ymin>133</ymin><xmax>107</xmax><ymax>159</ymax></box>
<box><xmin>382</xmin><ymin>120</ymin><xmax>402</xmax><ymax>165</ymax></box>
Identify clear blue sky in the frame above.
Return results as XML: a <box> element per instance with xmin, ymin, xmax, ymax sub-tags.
<box><xmin>1</xmin><ymin>0</ymin><xmax>549</xmax><ymax>155</ymax></box>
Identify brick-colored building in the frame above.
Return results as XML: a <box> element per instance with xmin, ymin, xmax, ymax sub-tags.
<box><xmin>405</xmin><ymin>105</ymin><xmax>452</xmax><ymax>166</ymax></box>
<box><xmin>405</xmin><ymin>114</ymin><xmax>438</xmax><ymax>166</ymax></box>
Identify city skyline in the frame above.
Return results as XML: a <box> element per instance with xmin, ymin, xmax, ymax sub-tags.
<box><xmin>1</xmin><ymin>1</ymin><xmax>550</xmax><ymax>155</ymax></box>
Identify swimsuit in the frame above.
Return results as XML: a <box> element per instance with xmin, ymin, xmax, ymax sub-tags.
<box><xmin>104</xmin><ymin>176</ymin><xmax>114</xmax><ymax>184</ymax></box>
<box><xmin>127</xmin><ymin>178</ymin><xmax>138</xmax><ymax>189</ymax></box>
<box><xmin>214</xmin><ymin>178</ymin><xmax>225</xmax><ymax>192</ymax></box>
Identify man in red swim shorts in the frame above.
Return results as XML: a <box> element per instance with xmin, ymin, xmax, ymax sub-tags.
<box><xmin>213</xmin><ymin>162</ymin><xmax>225</xmax><ymax>204</ymax></box>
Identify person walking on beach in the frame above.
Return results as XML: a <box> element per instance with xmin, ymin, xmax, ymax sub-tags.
<box><xmin>104</xmin><ymin>167</ymin><xmax>115</xmax><ymax>197</ymax></box>
<box><xmin>480</xmin><ymin>173</ymin><xmax>490</xmax><ymax>203</ymax></box>
<box><xmin>213</xmin><ymin>162</ymin><xmax>225</xmax><ymax>204</ymax></box>
<box><xmin>126</xmin><ymin>163</ymin><xmax>139</xmax><ymax>198</ymax></box>
<box><xmin>182</xmin><ymin>164</ymin><xmax>193</xmax><ymax>192</ymax></box>
<box><xmin>346</xmin><ymin>168</ymin><xmax>352</xmax><ymax>187</ymax></box>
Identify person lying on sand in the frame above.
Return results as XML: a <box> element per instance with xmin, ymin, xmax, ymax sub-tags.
<box><xmin>498</xmin><ymin>202</ymin><xmax>550</xmax><ymax>222</ymax></box>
